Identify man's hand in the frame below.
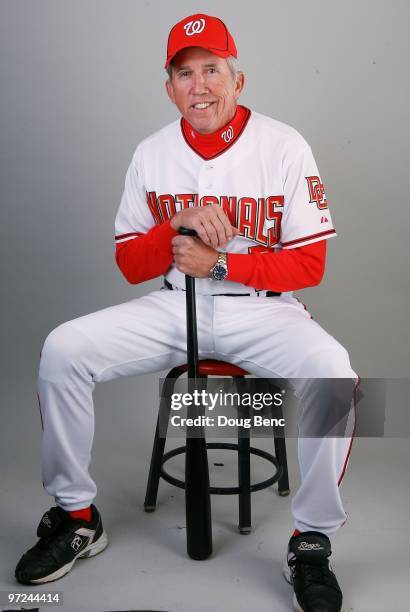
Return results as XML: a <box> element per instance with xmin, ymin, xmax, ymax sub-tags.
<box><xmin>172</xmin><ymin>235</ymin><xmax>221</xmax><ymax>278</ymax></box>
<box><xmin>170</xmin><ymin>205</ymin><xmax>239</xmax><ymax>249</ymax></box>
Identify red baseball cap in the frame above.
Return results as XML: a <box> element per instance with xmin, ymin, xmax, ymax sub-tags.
<box><xmin>165</xmin><ymin>13</ymin><xmax>238</xmax><ymax>69</ymax></box>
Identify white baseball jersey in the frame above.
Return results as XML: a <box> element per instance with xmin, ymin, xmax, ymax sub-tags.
<box><xmin>115</xmin><ymin>108</ymin><xmax>336</xmax><ymax>294</ymax></box>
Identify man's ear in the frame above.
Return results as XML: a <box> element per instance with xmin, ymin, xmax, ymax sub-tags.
<box><xmin>234</xmin><ymin>72</ymin><xmax>245</xmax><ymax>100</ymax></box>
<box><xmin>165</xmin><ymin>78</ymin><xmax>176</xmax><ymax>104</ymax></box>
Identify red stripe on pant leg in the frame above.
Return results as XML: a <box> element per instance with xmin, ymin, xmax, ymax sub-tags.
<box><xmin>37</xmin><ymin>351</ymin><xmax>46</xmax><ymax>490</ymax></box>
<box><xmin>295</xmin><ymin>297</ymin><xmax>313</xmax><ymax>320</ymax></box>
<box><xmin>37</xmin><ymin>392</ymin><xmax>44</xmax><ymax>432</ymax></box>
<box><xmin>37</xmin><ymin>351</ymin><xmax>44</xmax><ymax>432</ymax></box>
<box><xmin>337</xmin><ymin>375</ymin><xmax>361</xmax><ymax>486</ymax></box>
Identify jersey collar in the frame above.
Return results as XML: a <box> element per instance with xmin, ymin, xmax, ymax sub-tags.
<box><xmin>180</xmin><ymin>105</ymin><xmax>251</xmax><ymax>160</ymax></box>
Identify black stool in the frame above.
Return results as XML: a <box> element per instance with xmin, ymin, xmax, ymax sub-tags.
<box><xmin>144</xmin><ymin>360</ymin><xmax>290</xmax><ymax>534</ymax></box>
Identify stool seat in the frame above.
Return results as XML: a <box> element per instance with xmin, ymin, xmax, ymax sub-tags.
<box><xmin>178</xmin><ymin>359</ymin><xmax>249</xmax><ymax>377</ymax></box>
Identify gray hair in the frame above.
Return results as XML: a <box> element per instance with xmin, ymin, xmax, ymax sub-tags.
<box><xmin>166</xmin><ymin>55</ymin><xmax>241</xmax><ymax>81</ymax></box>
<box><xmin>226</xmin><ymin>56</ymin><xmax>240</xmax><ymax>79</ymax></box>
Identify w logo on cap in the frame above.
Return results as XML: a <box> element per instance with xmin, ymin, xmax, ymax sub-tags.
<box><xmin>184</xmin><ymin>18</ymin><xmax>206</xmax><ymax>36</ymax></box>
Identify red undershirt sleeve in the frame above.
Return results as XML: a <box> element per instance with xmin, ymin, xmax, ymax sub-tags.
<box><xmin>116</xmin><ymin>218</ymin><xmax>327</xmax><ymax>291</ymax></box>
<box><xmin>115</xmin><ymin>219</ymin><xmax>178</xmax><ymax>284</ymax></box>
<box><xmin>226</xmin><ymin>240</ymin><xmax>327</xmax><ymax>292</ymax></box>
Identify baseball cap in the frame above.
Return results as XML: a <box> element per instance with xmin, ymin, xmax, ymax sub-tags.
<box><xmin>165</xmin><ymin>13</ymin><xmax>238</xmax><ymax>69</ymax></box>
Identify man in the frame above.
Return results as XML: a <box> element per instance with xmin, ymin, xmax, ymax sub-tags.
<box><xmin>15</xmin><ymin>13</ymin><xmax>357</xmax><ymax>612</ymax></box>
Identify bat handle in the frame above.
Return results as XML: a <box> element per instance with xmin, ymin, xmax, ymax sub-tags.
<box><xmin>178</xmin><ymin>226</ymin><xmax>198</xmax><ymax>238</ymax></box>
<box><xmin>179</xmin><ymin>227</ymin><xmax>199</xmax><ymax>380</ymax></box>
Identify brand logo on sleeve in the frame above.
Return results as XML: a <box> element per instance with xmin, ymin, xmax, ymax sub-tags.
<box><xmin>306</xmin><ymin>176</ymin><xmax>328</xmax><ymax>210</ymax></box>
<box><xmin>184</xmin><ymin>19</ymin><xmax>206</xmax><ymax>36</ymax></box>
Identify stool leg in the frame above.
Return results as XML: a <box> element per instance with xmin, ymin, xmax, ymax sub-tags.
<box><xmin>270</xmin><ymin>391</ymin><xmax>290</xmax><ymax>497</ymax></box>
<box><xmin>238</xmin><ymin>430</ymin><xmax>252</xmax><ymax>533</ymax></box>
<box><xmin>144</xmin><ymin>368</ymin><xmax>181</xmax><ymax>512</ymax></box>
<box><xmin>236</xmin><ymin>376</ymin><xmax>252</xmax><ymax>534</ymax></box>
<box><xmin>274</xmin><ymin>436</ymin><xmax>290</xmax><ymax>496</ymax></box>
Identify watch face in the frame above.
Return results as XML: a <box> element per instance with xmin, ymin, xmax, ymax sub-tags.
<box><xmin>212</xmin><ymin>264</ymin><xmax>227</xmax><ymax>281</ymax></box>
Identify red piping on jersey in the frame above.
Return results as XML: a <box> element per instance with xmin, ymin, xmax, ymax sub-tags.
<box><xmin>180</xmin><ymin>105</ymin><xmax>251</xmax><ymax>160</ymax></box>
<box><xmin>115</xmin><ymin>231</ymin><xmax>143</xmax><ymax>241</ymax></box>
<box><xmin>282</xmin><ymin>229</ymin><xmax>336</xmax><ymax>248</ymax></box>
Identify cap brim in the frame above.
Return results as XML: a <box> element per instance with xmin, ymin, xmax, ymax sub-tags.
<box><xmin>165</xmin><ymin>45</ymin><xmax>232</xmax><ymax>69</ymax></box>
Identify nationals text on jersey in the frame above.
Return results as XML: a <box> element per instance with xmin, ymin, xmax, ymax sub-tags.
<box><xmin>147</xmin><ymin>191</ymin><xmax>284</xmax><ymax>246</ymax></box>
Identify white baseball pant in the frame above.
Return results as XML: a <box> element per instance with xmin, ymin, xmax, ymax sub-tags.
<box><xmin>38</xmin><ymin>289</ymin><xmax>357</xmax><ymax>535</ymax></box>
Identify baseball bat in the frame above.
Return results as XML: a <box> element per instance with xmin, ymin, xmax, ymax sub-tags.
<box><xmin>178</xmin><ymin>227</ymin><xmax>212</xmax><ymax>560</ymax></box>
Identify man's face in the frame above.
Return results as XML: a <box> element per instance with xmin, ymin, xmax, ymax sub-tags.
<box><xmin>166</xmin><ymin>47</ymin><xmax>244</xmax><ymax>134</ymax></box>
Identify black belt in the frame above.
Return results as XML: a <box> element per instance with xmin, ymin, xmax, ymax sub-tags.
<box><xmin>164</xmin><ymin>279</ymin><xmax>281</xmax><ymax>297</ymax></box>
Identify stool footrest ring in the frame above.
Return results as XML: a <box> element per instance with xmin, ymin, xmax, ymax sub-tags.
<box><xmin>160</xmin><ymin>442</ymin><xmax>283</xmax><ymax>495</ymax></box>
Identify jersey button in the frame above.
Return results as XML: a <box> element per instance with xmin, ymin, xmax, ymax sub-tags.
<box><xmin>205</xmin><ymin>164</ymin><xmax>214</xmax><ymax>170</ymax></box>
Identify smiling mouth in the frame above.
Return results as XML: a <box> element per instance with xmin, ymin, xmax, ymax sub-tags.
<box><xmin>191</xmin><ymin>102</ymin><xmax>215</xmax><ymax>110</ymax></box>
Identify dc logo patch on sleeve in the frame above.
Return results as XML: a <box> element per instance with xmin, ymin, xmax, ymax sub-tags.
<box><xmin>306</xmin><ymin>176</ymin><xmax>328</xmax><ymax>210</ymax></box>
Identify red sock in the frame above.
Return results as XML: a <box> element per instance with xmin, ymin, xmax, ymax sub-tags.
<box><xmin>68</xmin><ymin>507</ymin><xmax>92</xmax><ymax>522</ymax></box>
<box><xmin>293</xmin><ymin>529</ymin><xmax>301</xmax><ymax>537</ymax></box>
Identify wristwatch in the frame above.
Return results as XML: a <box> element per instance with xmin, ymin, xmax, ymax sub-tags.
<box><xmin>210</xmin><ymin>253</ymin><xmax>228</xmax><ymax>281</ymax></box>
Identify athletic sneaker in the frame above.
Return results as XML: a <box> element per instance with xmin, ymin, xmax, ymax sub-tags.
<box><xmin>15</xmin><ymin>504</ymin><xmax>108</xmax><ymax>584</ymax></box>
<box><xmin>283</xmin><ymin>531</ymin><xmax>343</xmax><ymax>612</ymax></box>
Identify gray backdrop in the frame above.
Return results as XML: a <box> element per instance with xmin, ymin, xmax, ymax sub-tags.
<box><xmin>1</xmin><ymin>0</ymin><xmax>409</xmax><ymax>389</ymax></box>
<box><xmin>0</xmin><ymin>1</ymin><xmax>409</xmax><ymax>610</ymax></box>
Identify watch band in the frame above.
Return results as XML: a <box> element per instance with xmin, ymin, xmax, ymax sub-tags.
<box><xmin>210</xmin><ymin>253</ymin><xmax>228</xmax><ymax>281</ymax></box>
